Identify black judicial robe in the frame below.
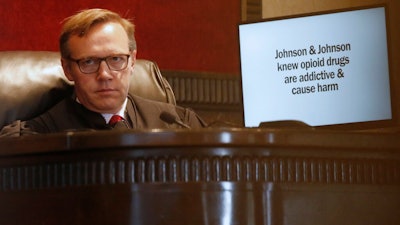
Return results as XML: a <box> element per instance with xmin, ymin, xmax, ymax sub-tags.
<box><xmin>0</xmin><ymin>94</ymin><xmax>206</xmax><ymax>136</ymax></box>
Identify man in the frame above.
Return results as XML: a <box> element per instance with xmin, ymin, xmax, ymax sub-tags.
<box><xmin>0</xmin><ymin>8</ymin><xmax>206</xmax><ymax>136</ymax></box>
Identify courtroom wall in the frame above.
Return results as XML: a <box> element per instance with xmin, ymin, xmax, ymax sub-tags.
<box><xmin>0</xmin><ymin>0</ymin><xmax>241</xmax><ymax>74</ymax></box>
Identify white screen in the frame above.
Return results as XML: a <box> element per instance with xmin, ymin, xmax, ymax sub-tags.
<box><xmin>239</xmin><ymin>7</ymin><xmax>391</xmax><ymax>127</ymax></box>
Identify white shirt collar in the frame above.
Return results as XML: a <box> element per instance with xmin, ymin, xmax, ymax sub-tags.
<box><xmin>75</xmin><ymin>96</ymin><xmax>128</xmax><ymax>124</ymax></box>
<box><xmin>102</xmin><ymin>98</ymin><xmax>128</xmax><ymax>124</ymax></box>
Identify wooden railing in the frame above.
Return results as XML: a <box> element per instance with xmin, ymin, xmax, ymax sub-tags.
<box><xmin>0</xmin><ymin>129</ymin><xmax>399</xmax><ymax>225</ymax></box>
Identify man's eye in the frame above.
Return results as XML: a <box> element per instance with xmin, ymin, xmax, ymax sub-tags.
<box><xmin>110</xmin><ymin>56</ymin><xmax>123</xmax><ymax>62</ymax></box>
<box><xmin>81</xmin><ymin>58</ymin><xmax>96</xmax><ymax>66</ymax></box>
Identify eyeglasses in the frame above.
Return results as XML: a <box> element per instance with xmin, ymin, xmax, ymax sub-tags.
<box><xmin>69</xmin><ymin>54</ymin><xmax>131</xmax><ymax>74</ymax></box>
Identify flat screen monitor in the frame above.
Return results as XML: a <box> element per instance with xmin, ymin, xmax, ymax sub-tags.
<box><xmin>239</xmin><ymin>6</ymin><xmax>393</xmax><ymax>129</ymax></box>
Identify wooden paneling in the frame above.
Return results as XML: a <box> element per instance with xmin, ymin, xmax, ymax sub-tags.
<box><xmin>242</xmin><ymin>0</ymin><xmax>262</xmax><ymax>21</ymax></box>
<box><xmin>162</xmin><ymin>70</ymin><xmax>244</xmax><ymax>127</ymax></box>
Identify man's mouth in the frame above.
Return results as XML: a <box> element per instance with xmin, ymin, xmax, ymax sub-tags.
<box><xmin>96</xmin><ymin>88</ymin><xmax>117</xmax><ymax>94</ymax></box>
<box><xmin>97</xmin><ymin>88</ymin><xmax>115</xmax><ymax>92</ymax></box>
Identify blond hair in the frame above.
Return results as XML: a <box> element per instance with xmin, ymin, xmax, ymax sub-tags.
<box><xmin>59</xmin><ymin>8</ymin><xmax>136</xmax><ymax>58</ymax></box>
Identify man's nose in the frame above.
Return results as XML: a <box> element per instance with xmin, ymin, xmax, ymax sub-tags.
<box><xmin>96</xmin><ymin>61</ymin><xmax>113</xmax><ymax>80</ymax></box>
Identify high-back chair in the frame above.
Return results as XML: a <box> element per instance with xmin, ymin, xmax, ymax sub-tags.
<box><xmin>0</xmin><ymin>51</ymin><xmax>176</xmax><ymax>128</ymax></box>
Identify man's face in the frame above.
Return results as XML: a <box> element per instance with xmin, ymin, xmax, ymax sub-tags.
<box><xmin>62</xmin><ymin>22</ymin><xmax>137</xmax><ymax>114</ymax></box>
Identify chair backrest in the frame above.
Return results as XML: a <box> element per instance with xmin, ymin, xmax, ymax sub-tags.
<box><xmin>0</xmin><ymin>51</ymin><xmax>176</xmax><ymax>128</ymax></box>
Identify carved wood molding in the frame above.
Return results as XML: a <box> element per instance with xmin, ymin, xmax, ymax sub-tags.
<box><xmin>162</xmin><ymin>70</ymin><xmax>243</xmax><ymax>112</ymax></box>
<box><xmin>1</xmin><ymin>154</ymin><xmax>399</xmax><ymax>191</ymax></box>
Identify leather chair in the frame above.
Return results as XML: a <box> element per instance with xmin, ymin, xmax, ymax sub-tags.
<box><xmin>0</xmin><ymin>51</ymin><xmax>176</xmax><ymax>128</ymax></box>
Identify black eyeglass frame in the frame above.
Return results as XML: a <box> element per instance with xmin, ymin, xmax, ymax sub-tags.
<box><xmin>68</xmin><ymin>54</ymin><xmax>131</xmax><ymax>74</ymax></box>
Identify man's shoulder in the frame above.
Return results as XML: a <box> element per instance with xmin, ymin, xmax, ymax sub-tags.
<box><xmin>128</xmin><ymin>94</ymin><xmax>207</xmax><ymax>128</ymax></box>
<box><xmin>26</xmin><ymin>95</ymin><xmax>106</xmax><ymax>133</ymax></box>
<box><xmin>36</xmin><ymin>96</ymin><xmax>76</xmax><ymax>117</ymax></box>
<box><xmin>0</xmin><ymin>96</ymin><xmax>76</xmax><ymax>136</ymax></box>
<box><xmin>129</xmin><ymin>94</ymin><xmax>178</xmax><ymax>110</ymax></box>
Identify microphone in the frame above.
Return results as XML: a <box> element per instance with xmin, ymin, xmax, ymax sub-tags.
<box><xmin>159</xmin><ymin>111</ymin><xmax>191</xmax><ymax>129</ymax></box>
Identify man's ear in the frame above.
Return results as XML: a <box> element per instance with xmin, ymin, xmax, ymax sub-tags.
<box><xmin>130</xmin><ymin>50</ymin><xmax>137</xmax><ymax>67</ymax></box>
<box><xmin>61</xmin><ymin>58</ymin><xmax>74</xmax><ymax>81</ymax></box>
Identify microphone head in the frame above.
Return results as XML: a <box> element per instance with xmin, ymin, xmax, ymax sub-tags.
<box><xmin>159</xmin><ymin>111</ymin><xmax>177</xmax><ymax>124</ymax></box>
<box><xmin>159</xmin><ymin>111</ymin><xmax>191</xmax><ymax>129</ymax></box>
